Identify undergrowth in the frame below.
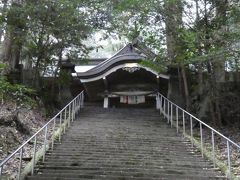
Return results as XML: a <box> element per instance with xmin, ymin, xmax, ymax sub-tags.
<box><xmin>0</xmin><ymin>63</ymin><xmax>37</xmax><ymax>107</ymax></box>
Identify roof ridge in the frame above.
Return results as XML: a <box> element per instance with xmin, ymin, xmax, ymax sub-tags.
<box><xmin>86</xmin><ymin>43</ymin><xmax>135</xmax><ymax>73</ymax></box>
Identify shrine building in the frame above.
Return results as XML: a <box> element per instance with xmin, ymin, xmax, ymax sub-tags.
<box><xmin>76</xmin><ymin>41</ymin><xmax>170</xmax><ymax>108</ymax></box>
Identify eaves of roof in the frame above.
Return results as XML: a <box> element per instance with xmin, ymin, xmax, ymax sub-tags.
<box><xmin>77</xmin><ymin>52</ymin><xmax>146</xmax><ymax>79</ymax></box>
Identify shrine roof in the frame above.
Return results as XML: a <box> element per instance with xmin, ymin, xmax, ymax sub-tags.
<box><xmin>77</xmin><ymin>43</ymin><xmax>146</xmax><ymax>78</ymax></box>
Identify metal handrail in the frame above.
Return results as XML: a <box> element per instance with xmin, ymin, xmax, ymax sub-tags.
<box><xmin>0</xmin><ymin>91</ymin><xmax>84</xmax><ymax>179</ymax></box>
<box><xmin>156</xmin><ymin>92</ymin><xmax>239</xmax><ymax>179</ymax></box>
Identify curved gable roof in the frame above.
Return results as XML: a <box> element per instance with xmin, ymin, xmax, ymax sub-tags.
<box><xmin>77</xmin><ymin>43</ymin><xmax>146</xmax><ymax>78</ymax></box>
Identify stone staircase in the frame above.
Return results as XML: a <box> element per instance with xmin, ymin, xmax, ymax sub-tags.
<box><xmin>26</xmin><ymin>106</ymin><xmax>225</xmax><ymax>180</ymax></box>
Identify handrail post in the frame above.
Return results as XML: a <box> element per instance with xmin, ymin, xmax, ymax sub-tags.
<box><xmin>76</xmin><ymin>96</ymin><xmax>78</xmax><ymax>113</ymax></box>
<box><xmin>31</xmin><ymin>136</ymin><xmax>37</xmax><ymax>175</ymax></box>
<box><xmin>59</xmin><ymin>112</ymin><xmax>62</xmax><ymax>142</ymax></box>
<box><xmin>200</xmin><ymin>123</ymin><xmax>203</xmax><ymax>157</ymax></box>
<box><xmin>160</xmin><ymin>95</ymin><xmax>162</xmax><ymax>115</ymax></box>
<box><xmin>74</xmin><ymin>99</ymin><xmax>76</xmax><ymax>118</ymax></box>
<box><xmin>76</xmin><ymin>97</ymin><xmax>79</xmax><ymax>113</ymax></box>
<box><xmin>74</xmin><ymin>100</ymin><xmax>76</xmax><ymax>119</ymax></box>
<box><xmin>82</xmin><ymin>92</ymin><xmax>84</xmax><ymax>108</ymax></box>
<box><xmin>80</xmin><ymin>94</ymin><xmax>82</xmax><ymax>109</ymax></box>
<box><xmin>183</xmin><ymin>111</ymin><xmax>185</xmax><ymax>137</ymax></box>
<box><xmin>76</xmin><ymin>96</ymin><xmax>79</xmax><ymax>113</ymax></box>
<box><xmin>79</xmin><ymin>94</ymin><xmax>82</xmax><ymax>109</ymax></box>
<box><xmin>211</xmin><ymin>130</ymin><xmax>215</xmax><ymax>168</ymax></box>
<box><xmin>68</xmin><ymin>105</ymin><xmax>71</xmax><ymax>127</ymax></box>
<box><xmin>79</xmin><ymin>95</ymin><xmax>81</xmax><ymax>111</ymax></box>
<box><xmin>72</xmin><ymin>102</ymin><xmax>74</xmax><ymax>122</ymax></box>
<box><xmin>176</xmin><ymin>107</ymin><xmax>179</xmax><ymax>133</ymax></box>
<box><xmin>170</xmin><ymin>103</ymin><xmax>173</xmax><ymax>127</ymax></box>
<box><xmin>64</xmin><ymin>109</ymin><xmax>67</xmax><ymax>134</ymax></box>
<box><xmin>17</xmin><ymin>148</ymin><xmax>23</xmax><ymax>180</ymax></box>
<box><xmin>72</xmin><ymin>100</ymin><xmax>75</xmax><ymax>120</ymax></box>
<box><xmin>227</xmin><ymin>140</ymin><xmax>231</xmax><ymax>178</ymax></box>
<box><xmin>156</xmin><ymin>94</ymin><xmax>159</xmax><ymax>110</ymax></box>
<box><xmin>43</xmin><ymin>126</ymin><xmax>48</xmax><ymax>162</ymax></box>
<box><xmin>80</xmin><ymin>92</ymin><xmax>83</xmax><ymax>108</ymax></box>
<box><xmin>52</xmin><ymin>118</ymin><xmax>56</xmax><ymax>150</ymax></box>
<box><xmin>190</xmin><ymin>116</ymin><xmax>193</xmax><ymax>147</ymax></box>
<box><xmin>163</xmin><ymin>98</ymin><xmax>166</xmax><ymax>118</ymax></box>
<box><xmin>74</xmin><ymin>99</ymin><xmax>76</xmax><ymax>116</ymax></box>
<box><xmin>167</xmin><ymin>101</ymin><xmax>170</xmax><ymax>124</ymax></box>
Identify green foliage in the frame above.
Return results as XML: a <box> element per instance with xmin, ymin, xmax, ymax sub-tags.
<box><xmin>0</xmin><ymin>63</ymin><xmax>6</xmax><ymax>70</ymax></box>
<box><xmin>0</xmin><ymin>0</ymin><xmax>97</xmax><ymax>85</ymax></box>
<box><xmin>0</xmin><ymin>76</ymin><xmax>37</xmax><ymax>107</ymax></box>
<box><xmin>58</xmin><ymin>70</ymin><xmax>71</xmax><ymax>86</ymax></box>
<box><xmin>140</xmin><ymin>60</ymin><xmax>167</xmax><ymax>73</ymax></box>
<box><xmin>21</xmin><ymin>0</ymin><xmax>92</xmax><ymax>64</ymax></box>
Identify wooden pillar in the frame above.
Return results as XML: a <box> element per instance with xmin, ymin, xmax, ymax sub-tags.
<box><xmin>156</xmin><ymin>75</ymin><xmax>160</xmax><ymax>109</ymax></box>
<box><xmin>156</xmin><ymin>95</ymin><xmax>160</xmax><ymax>110</ymax></box>
<box><xmin>104</xmin><ymin>96</ymin><xmax>109</xmax><ymax>108</ymax></box>
<box><xmin>156</xmin><ymin>75</ymin><xmax>160</xmax><ymax>92</ymax></box>
<box><xmin>103</xmin><ymin>77</ymin><xmax>109</xmax><ymax>108</ymax></box>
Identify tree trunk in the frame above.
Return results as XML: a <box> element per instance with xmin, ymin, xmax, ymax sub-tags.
<box><xmin>0</xmin><ymin>0</ymin><xmax>8</xmax><ymax>44</ymax></box>
<box><xmin>51</xmin><ymin>47</ymin><xmax>63</xmax><ymax>99</ymax></box>
<box><xmin>209</xmin><ymin>0</ymin><xmax>228</xmax><ymax>125</ymax></box>
<box><xmin>164</xmin><ymin>0</ymin><xmax>190</xmax><ymax>108</ymax></box>
<box><xmin>195</xmin><ymin>0</ymin><xmax>204</xmax><ymax>96</ymax></box>
<box><xmin>1</xmin><ymin>0</ymin><xmax>24</xmax><ymax>72</ymax></box>
<box><xmin>207</xmin><ymin>61</ymin><xmax>222</xmax><ymax>126</ymax></box>
<box><xmin>212</xmin><ymin>0</ymin><xmax>228</xmax><ymax>83</ymax></box>
<box><xmin>180</xmin><ymin>64</ymin><xmax>190</xmax><ymax>111</ymax></box>
<box><xmin>2</xmin><ymin>32</ymin><xmax>13</xmax><ymax>65</ymax></box>
<box><xmin>164</xmin><ymin>0</ymin><xmax>183</xmax><ymax>60</ymax></box>
<box><xmin>201</xmin><ymin>0</ymin><xmax>223</xmax><ymax>126</ymax></box>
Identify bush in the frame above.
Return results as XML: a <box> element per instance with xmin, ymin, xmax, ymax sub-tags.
<box><xmin>0</xmin><ymin>76</ymin><xmax>37</xmax><ymax>107</ymax></box>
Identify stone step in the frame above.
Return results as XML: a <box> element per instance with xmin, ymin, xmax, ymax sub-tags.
<box><xmin>27</xmin><ymin>174</ymin><xmax>226</xmax><ymax>180</ymax></box>
<box><xmin>37</xmin><ymin>162</ymin><xmax>213</xmax><ymax>170</ymax></box>
<box><xmin>47</xmin><ymin>147</ymin><xmax>200</xmax><ymax>153</ymax></box>
<box><xmin>53</xmin><ymin>138</ymin><xmax>191</xmax><ymax>142</ymax></box>
<box><xmin>43</xmin><ymin>157</ymin><xmax>209</xmax><ymax>165</ymax></box>
<box><xmin>44</xmin><ymin>155</ymin><xmax>208</xmax><ymax>162</ymax></box>
<box><xmin>37</xmin><ymin>166</ymin><xmax>219</xmax><ymax>173</ymax></box>
<box><xmin>36</xmin><ymin>163</ymin><xmax>216</xmax><ymax>172</ymax></box>
<box><xmin>26</xmin><ymin>175</ymin><xmax>226</xmax><ymax>180</ymax></box>
<box><xmin>45</xmin><ymin>151</ymin><xmax>204</xmax><ymax>158</ymax></box>
<box><xmin>33</xmin><ymin>171</ymin><xmax>222</xmax><ymax>179</ymax></box>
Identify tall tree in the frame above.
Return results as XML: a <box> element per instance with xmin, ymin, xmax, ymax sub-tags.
<box><xmin>164</xmin><ymin>0</ymin><xmax>191</xmax><ymax>110</ymax></box>
<box><xmin>1</xmin><ymin>1</ymin><xmax>25</xmax><ymax>71</ymax></box>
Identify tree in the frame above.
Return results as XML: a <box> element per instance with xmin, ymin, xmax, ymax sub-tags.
<box><xmin>0</xmin><ymin>0</ymin><xmax>94</xmax><ymax>80</ymax></box>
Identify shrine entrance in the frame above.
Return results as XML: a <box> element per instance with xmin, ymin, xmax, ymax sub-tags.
<box><xmin>77</xmin><ymin>43</ymin><xmax>169</xmax><ymax>108</ymax></box>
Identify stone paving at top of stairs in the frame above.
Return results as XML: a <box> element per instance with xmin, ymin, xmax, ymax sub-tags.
<box><xmin>26</xmin><ymin>106</ymin><xmax>225</xmax><ymax>180</ymax></box>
